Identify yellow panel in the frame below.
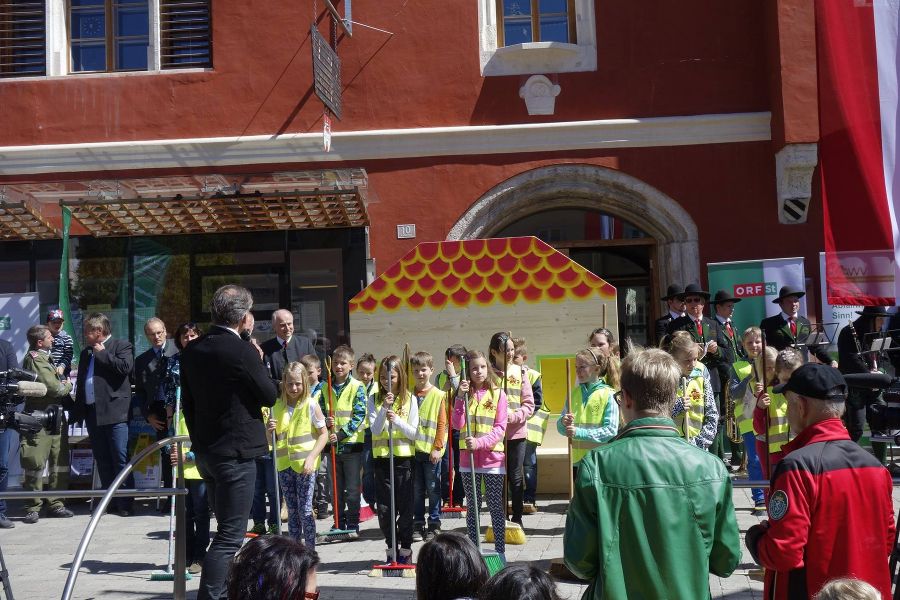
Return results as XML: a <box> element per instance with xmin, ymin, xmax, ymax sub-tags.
<box><xmin>535</xmin><ymin>355</ymin><xmax>576</xmax><ymax>414</ymax></box>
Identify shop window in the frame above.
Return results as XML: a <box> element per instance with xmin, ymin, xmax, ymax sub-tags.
<box><xmin>478</xmin><ymin>0</ymin><xmax>596</xmax><ymax>76</ymax></box>
<box><xmin>0</xmin><ymin>1</ymin><xmax>46</xmax><ymax>78</ymax></box>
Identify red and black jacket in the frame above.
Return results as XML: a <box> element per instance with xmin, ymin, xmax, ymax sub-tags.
<box><xmin>748</xmin><ymin>418</ymin><xmax>894</xmax><ymax>599</ymax></box>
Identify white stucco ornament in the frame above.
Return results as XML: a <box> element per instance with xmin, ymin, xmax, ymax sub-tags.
<box><xmin>519</xmin><ymin>75</ymin><xmax>561</xmax><ymax>116</ymax></box>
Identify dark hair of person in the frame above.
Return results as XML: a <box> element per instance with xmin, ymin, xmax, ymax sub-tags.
<box><xmin>445</xmin><ymin>344</ymin><xmax>467</xmax><ymax>360</ymax></box>
<box><xmin>226</xmin><ymin>535</ymin><xmax>319</xmax><ymax>600</ymax></box>
<box><xmin>416</xmin><ymin>532</ymin><xmax>488</xmax><ymax>600</ymax></box>
<box><xmin>487</xmin><ymin>331</ymin><xmax>511</xmax><ymax>370</ymax></box>
<box><xmin>174</xmin><ymin>322</ymin><xmax>203</xmax><ymax>350</ymax></box>
<box><xmin>478</xmin><ymin>564</ymin><xmax>561</xmax><ymax>600</ymax></box>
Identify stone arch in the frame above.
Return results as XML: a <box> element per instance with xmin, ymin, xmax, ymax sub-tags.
<box><xmin>447</xmin><ymin>164</ymin><xmax>700</xmax><ymax>288</ymax></box>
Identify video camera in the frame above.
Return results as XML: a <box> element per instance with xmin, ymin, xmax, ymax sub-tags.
<box><xmin>844</xmin><ymin>373</ymin><xmax>900</xmax><ymax>432</ymax></box>
<box><xmin>0</xmin><ymin>369</ymin><xmax>62</xmax><ymax>436</ymax></box>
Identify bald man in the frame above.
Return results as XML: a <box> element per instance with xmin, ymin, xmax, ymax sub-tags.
<box><xmin>260</xmin><ymin>309</ymin><xmax>316</xmax><ymax>382</ymax></box>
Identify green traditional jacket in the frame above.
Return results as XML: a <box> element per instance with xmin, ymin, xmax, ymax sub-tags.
<box><xmin>563</xmin><ymin>417</ymin><xmax>741</xmax><ymax>600</ymax></box>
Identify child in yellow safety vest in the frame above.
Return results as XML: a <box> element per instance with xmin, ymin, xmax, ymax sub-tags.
<box><xmin>753</xmin><ymin>347</ymin><xmax>804</xmax><ymax>480</ymax></box>
<box><xmin>557</xmin><ymin>348</ymin><xmax>619</xmax><ymax>479</ymax></box>
<box><xmin>513</xmin><ymin>337</ymin><xmax>545</xmax><ymax>514</ymax></box>
<box><xmin>368</xmin><ymin>355</ymin><xmax>419</xmax><ymax>564</ymax></box>
<box><xmin>410</xmin><ymin>351</ymin><xmax>448</xmax><ymax>541</ymax></box>
<box><xmin>267</xmin><ymin>362</ymin><xmax>328</xmax><ymax>547</ymax></box>
<box><xmin>358</xmin><ymin>353</ymin><xmax>379</xmax><ymax>512</ymax></box>
<box><xmin>437</xmin><ymin>344</ymin><xmax>467</xmax><ymax>510</ymax></box>
<box><xmin>171</xmin><ymin>412</ymin><xmax>210</xmax><ymax>574</ymax></box>
<box><xmin>728</xmin><ymin>326</ymin><xmax>765</xmax><ymax>512</ymax></box>
<box><xmin>664</xmin><ymin>331</ymin><xmax>718</xmax><ymax>450</ymax></box>
<box><xmin>301</xmin><ymin>353</ymin><xmax>331</xmax><ymax>521</ymax></box>
<box><xmin>452</xmin><ymin>350</ymin><xmax>509</xmax><ymax>562</ymax></box>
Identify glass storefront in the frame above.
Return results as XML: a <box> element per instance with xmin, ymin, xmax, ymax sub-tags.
<box><xmin>0</xmin><ymin>228</ymin><xmax>366</xmax><ymax>361</ymax></box>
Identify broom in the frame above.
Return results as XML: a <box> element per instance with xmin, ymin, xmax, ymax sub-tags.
<box><xmin>460</xmin><ymin>356</ymin><xmax>505</xmax><ymax>576</ymax></box>
<box><xmin>150</xmin><ymin>386</ymin><xmax>192</xmax><ymax>581</ymax></box>
<box><xmin>317</xmin><ymin>356</ymin><xmax>356</xmax><ymax>542</ymax></box>
<box><xmin>441</xmin><ymin>369</ymin><xmax>465</xmax><ymax>519</ymax></box>
<box><xmin>369</xmin><ymin>370</ymin><xmax>416</xmax><ymax>578</ymax></box>
<box><xmin>486</xmin><ymin>332</ymin><xmax>526</xmax><ymax>546</ymax></box>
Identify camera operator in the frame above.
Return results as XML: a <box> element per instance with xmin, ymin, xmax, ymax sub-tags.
<box><xmin>838</xmin><ymin>306</ymin><xmax>890</xmax><ymax>464</ymax></box>
<box><xmin>0</xmin><ymin>338</ymin><xmax>17</xmax><ymax>529</ymax></box>
<box><xmin>20</xmin><ymin>325</ymin><xmax>74</xmax><ymax>524</ymax></box>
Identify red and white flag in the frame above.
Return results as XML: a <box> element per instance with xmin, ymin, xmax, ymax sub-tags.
<box><xmin>818</xmin><ymin>0</ymin><xmax>899</xmax><ymax>305</ymax></box>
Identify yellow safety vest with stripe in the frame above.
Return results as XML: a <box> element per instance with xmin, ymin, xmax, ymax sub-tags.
<box><xmin>273</xmin><ymin>397</ymin><xmax>321</xmax><ymax>473</ymax></box>
<box><xmin>523</xmin><ymin>367</ymin><xmax>549</xmax><ymax>445</ymax></box>
<box><xmin>175</xmin><ymin>412</ymin><xmax>201</xmax><ymax>480</ymax></box>
<box><xmin>675</xmin><ymin>362</ymin><xmax>706</xmax><ymax>440</ymax></box>
<box><xmin>763</xmin><ymin>386</ymin><xmax>790</xmax><ymax>453</ymax></box>
<box><xmin>469</xmin><ymin>388</ymin><xmax>505</xmax><ymax>453</ymax></box>
<box><xmin>498</xmin><ymin>365</ymin><xmax>523</xmax><ymax>418</ymax></box>
<box><xmin>327</xmin><ymin>377</ymin><xmax>365</xmax><ymax>444</ymax></box>
<box><xmin>372</xmin><ymin>392</ymin><xmax>415</xmax><ymax>458</ymax></box>
<box><xmin>414</xmin><ymin>387</ymin><xmax>447</xmax><ymax>454</ymax></box>
<box><xmin>732</xmin><ymin>361</ymin><xmax>755</xmax><ymax>435</ymax></box>
<box><xmin>570</xmin><ymin>383</ymin><xmax>614</xmax><ymax>464</ymax></box>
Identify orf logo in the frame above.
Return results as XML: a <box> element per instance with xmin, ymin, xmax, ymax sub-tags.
<box><xmin>734</xmin><ymin>283</ymin><xmax>765</xmax><ymax>298</ymax></box>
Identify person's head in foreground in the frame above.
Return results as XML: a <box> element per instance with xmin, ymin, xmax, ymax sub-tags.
<box><xmin>815</xmin><ymin>577</ymin><xmax>881</xmax><ymax>600</ymax></box>
<box><xmin>619</xmin><ymin>348</ymin><xmax>680</xmax><ymax>421</ymax></box>
<box><xmin>227</xmin><ymin>535</ymin><xmax>320</xmax><ymax>600</ymax></box>
<box><xmin>478</xmin><ymin>564</ymin><xmax>561</xmax><ymax>600</ymax></box>
<box><xmin>416</xmin><ymin>531</ymin><xmax>488</xmax><ymax>600</ymax></box>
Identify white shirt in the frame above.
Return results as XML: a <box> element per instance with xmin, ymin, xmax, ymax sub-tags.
<box><xmin>367</xmin><ymin>392</ymin><xmax>419</xmax><ymax>441</ymax></box>
<box><xmin>780</xmin><ymin>311</ymin><xmax>798</xmax><ymax>323</ymax></box>
<box><xmin>669</xmin><ymin>310</ymin><xmax>684</xmax><ymax>320</ymax></box>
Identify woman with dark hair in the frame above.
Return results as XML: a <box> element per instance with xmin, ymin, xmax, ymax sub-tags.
<box><xmin>226</xmin><ymin>535</ymin><xmax>320</xmax><ymax>600</ymax></box>
<box><xmin>478</xmin><ymin>564</ymin><xmax>560</xmax><ymax>600</ymax></box>
<box><xmin>416</xmin><ymin>532</ymin><xmax>488</xmax><ymax>600</ymax></box>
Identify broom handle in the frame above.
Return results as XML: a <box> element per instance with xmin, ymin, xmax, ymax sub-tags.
<box><xmin>461</xmin><ymin>357</ymin><xmax>482</xmax><ymax>555</ymax></box>
<box><xmin>167</xmin><ymin>386</ymin><xmax>181</xmax><ymax>572</ymax></box>
<box><xmin>327</xmin><ymin>359</ymin><xmax>341</xmax><ymax>531</ymax></box>
<box><xmin>565</xmin><ymin>360</ymin><xmax>573</xmax><ymax>501</ymax></box>
<box><xmin>446</xmin><ymin>375</ymin><xmax>456</xmax><ymax>507</ymax></box>
<box><xmin>271</xmin><ymin>427</ymin><xmax>281</xmax><ymax>535</ymax></box>
<box><xmin>388</xmin><ymin>418</ymin><xmax>397</xmax><ymax>564</ymax></box>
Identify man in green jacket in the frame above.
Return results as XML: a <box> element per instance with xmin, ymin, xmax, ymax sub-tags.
<box><xmin>20</xmin><ymin>325</ymin><xmax>74</xmax><ymax>524</ymax></box>
<box><xmin>564</xmin><ymin>348</ymin><xmax>741</xmax><ymax>599</ymax></box>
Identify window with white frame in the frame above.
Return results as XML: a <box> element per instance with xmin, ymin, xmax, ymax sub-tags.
<box><xmin>478</xmin><ymin>0</ymin><xmax>596</xmax><ymax>77</ymax></box>
<box><xmin>0</xmin><ymin>0</ymin><xmax>210</xmax><ymax>78</ymax></box>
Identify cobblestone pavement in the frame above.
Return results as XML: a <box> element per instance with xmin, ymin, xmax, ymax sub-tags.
<box><xmin>2</xmin><ymin>483</ymin><xmax>896</xmax><ymax>599</ymax></box>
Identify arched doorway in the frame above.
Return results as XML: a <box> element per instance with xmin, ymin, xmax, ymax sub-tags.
<box><xmin>447</xmin><ymin>164</ymin><xmax>700</xmax><ymax>346</ymax></box>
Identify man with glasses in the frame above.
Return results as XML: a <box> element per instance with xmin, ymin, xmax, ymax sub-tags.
<box><xmin>564</xmin><ymin>348</ymin><xmax>740</xmax><ymax>598</ymax></box>
<box><xmin>745</xmin><ymin>363</ymin><xmax>893</xmax><ymax>599</ymax></box>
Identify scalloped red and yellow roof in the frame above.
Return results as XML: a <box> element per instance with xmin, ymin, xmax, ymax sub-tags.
<box><xmin>349</xmin><ymin>237</ymin><xmax>616</xmax><ymax>313</ymax></box>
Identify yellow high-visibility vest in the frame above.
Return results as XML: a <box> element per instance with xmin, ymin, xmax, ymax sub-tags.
<box><xmin>415</xmin><ymin>387</ymin><xmax>447</xmax><ymax>454</ymax></box>
<box><xmin>273</xmin><ymin>397</ymin><xmax>321</xmax><ymax>473</ymax></box>
<box><xmin>675</xmin><ymin>362</ymin><xmax>706</xmax><ymax>441</ymax></box>
<box><xmin>570</xmin><ymin>384</ymin><xmax>614</xmax><ymax>464</ymax></box>
<box><xmin>175</xmin><ymin>412</ymin><xmax>201</xmax><ymax>480</ymax></box>
<box><xmin>326</xmin><ymin>377</ymin><xmax>365</xmax><ymax>444</ymax></box>
<box><xmin>372</xmin><ymin>392</ymin><xmax>415</xmax><ymax>458</ymax></box>
<box><xmin>497</xmin><ymin>365</ymin><xmax>523</xmax><ymax>416</ymax></box>
<box><xmin>763</xmin><ymin>386</ymin><xmax>790</xmax><ymax>453</ymax></box>
<box><xmin>732</xmin><ymin>361</ymin><xmax>754</xmax><ymax>435</ymax></box>
<box><xmin>468</xmin><ymin>388</ymin><xmax>504</xmax><ymax>453</ymax></box>
<box><xmin>524</xmin><ymin>366</ymin><xmax>547</xmax><ymax>445</ymax></box>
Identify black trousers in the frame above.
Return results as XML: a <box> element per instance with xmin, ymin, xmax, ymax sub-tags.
<box><xmin>195</xmin><ymin>453</ymin><xmax>256</xmax><ymax>600</ymax></box>
<box><xmin>505</xmin><ymin>437</ymin><xmax>526</xmax><ymax>522</ymax></box>
<box><xmin>373</xmin><ymin>455</ymin><xmax>414</xmax><ymax>550</ymax></box>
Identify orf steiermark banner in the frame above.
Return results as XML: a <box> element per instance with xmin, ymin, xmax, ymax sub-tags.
<box><xmin>707</xmin><ymin>257</ymin><xmax>807</xmax><ymax>337</ymax></box>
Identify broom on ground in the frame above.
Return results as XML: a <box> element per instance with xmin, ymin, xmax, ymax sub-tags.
<box><xmin>317</xmin><ymin>356</ymin><xmax>357</xmax><ymax>542</ymax></box>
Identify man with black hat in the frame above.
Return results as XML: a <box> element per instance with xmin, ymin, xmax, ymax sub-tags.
<box><xmin>654</xmin><ymin>284</ymin><xmax>685</xmax><ymax>346</ymax></box>
<box><xmin>760</xmin><ymin>286</ymin><xmax>835</xmax><ymax>367</ymax></box>
<box><xmin>745</xmin><ymin>363</ymin><xmax>893</xmax><ymax>600</ymax></box>
<box><xmin>838</xmin><ymin>305</ymin><xmax>890</xmax><ymax>463</ymax></box>
<box><xmin>712</xmin><ymin>290</ymin><xmax>746</xmax><ymax>470</ymax></box>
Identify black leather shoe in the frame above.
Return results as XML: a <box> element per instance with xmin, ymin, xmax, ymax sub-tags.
<box><xmin>48</xmin><ymin>506</ymin><xmax>74</xmax><ymax>518</ymax></box>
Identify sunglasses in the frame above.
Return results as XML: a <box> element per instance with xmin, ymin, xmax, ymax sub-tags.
<box><xmin>684</xmin><ymin>297</ymin><xmax>704</xmax><ymax>304</ymax></box>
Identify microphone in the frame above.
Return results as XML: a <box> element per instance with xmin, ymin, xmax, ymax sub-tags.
<box><xmin>0</xmin><ymin>368</ymin><xmax>39</xmax><ymax>382</ymax></box>
<box><xmin>240</xmin><ymin>330</ymin><xmax>252</xmax><ymax>342</ymax></box>
<box><xmin>7</xmin><ymin>381</ymin><xmax>48</xmax><ymax>397</ymax></box>
<box><xmin>843</xmin><ymin>373</ymin><xmax>894</xmax><ymax>389</ymax></box>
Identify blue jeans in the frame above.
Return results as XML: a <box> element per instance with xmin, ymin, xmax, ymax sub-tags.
<box><xmin>85</xmin><ymin>406</ymin><xmax>133</xmax><ymax>511</ymax></box>
<box><xmin>413</xmin><ymin>451</ymin><xmax>441</xmax><ymax>529</ymax></box>
<box><xmin>185</xmin><ymin>479</ymin><xmax>210</xmax><ymax>563</ymax></box>
<box><xmin>0</xmin><ymin>428</ymin><xmax>10</xmax><ymax>515</ymax></box>
<box><xmin>523</xmin><ymin>441</ymin><xmax>538</xmax><ymax>504</ymax></box>
<box><xmin>742</xmin><ymin>431</ymin><xmax>765</xmax><ymax>505</ymax></box>
<box><xmin>195</xmin><ymin>453</ymin><xmax>256</xmax><ymax>600</ymax></box>
<box><xmin>251</xmin><ymin>455</ymin><xmax>278</xmax><ymax>527</ymax></box>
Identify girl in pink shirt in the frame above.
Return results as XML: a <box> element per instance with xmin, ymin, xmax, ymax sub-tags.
<box><xmin>453</xmin><ymin>351</ymin><xmax>508</xmax><ymax>560</ymax></box>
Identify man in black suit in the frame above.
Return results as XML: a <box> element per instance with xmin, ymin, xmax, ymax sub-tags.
<box><xmin>133</xmin><ymin>317</ymin><xmax>178</xmax><ymax>501</ymax></box>
<box><xmin>711</xmin><ymin>290</ymin><xmax>746</xmax><ymax>470</ymax></box>
<box><xmin>261</xmin><ymin>308</ymin><xmax>316</xmax><ymax>381</ymax></box>
<box><xmin>666</xmin><ymin>284</ymin><xmax>727</xmax><ymax>458</ymax></box>
<box><xmin>0</xmin><ymin>339</ymin><xmax>18</xmax><ymax>528</ymax></box>
<box><xmin>759</xmin><ymin>286</ymin><xmax>836</xmax><ymax>367</ymax></box>
<box><xmin>655</xmin><ymin>284</ymin><xmax>685</xmax><ymax>346</ymax></box>
<box><xmin>73</xmin><ymin>313</ymin><xmax>135</xmax><ymax>515</ymax></box>
<box><xmin>181</xmin><ymin>285</ymin><xmax>278</xmax><ymax>600</ymax></box>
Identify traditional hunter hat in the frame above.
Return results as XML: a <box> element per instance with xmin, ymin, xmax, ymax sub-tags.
<box><xmin>772</xmin><ymin>285</ymin><xmax>806</xmax><ymax>304</ymax></box>
<box><xmin>772</xmin><ymin>363</ymin><xmax>847</xmax><ymax>401</ymax></box>
<box><xmin>856</xmin><ymin>306</ymin><xmax>891</xmax><ymax>317</ymax></box>
<box><xmin>46</xmin><ymin>309</ymin><xmax>64</xmax><ymax>322</ymax></box>
<box><xmin>710</xmin><ymin>290</ymin><xmax>742</xmax><ymax>305</ymax></box>
<box><xmin>661</xmin><ymin>284</ymin><xmax>684</xmax><ymax>301</ymax></box>
<box><xmin>678</xmin><ymin>283</ymin><xmax>710</xmax><ymax>300</ymax></box>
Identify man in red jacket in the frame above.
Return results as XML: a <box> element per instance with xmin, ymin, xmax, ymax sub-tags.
<box><xmin>745</xmin><ymin>363</ymin><xmax>895</xmax><ymax>600</ymax></box>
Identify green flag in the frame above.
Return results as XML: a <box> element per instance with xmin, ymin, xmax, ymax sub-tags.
<box><xmin>59</xmin><ymin>207</ymin><xmax>81</xmax><ymax>361</ymax></box>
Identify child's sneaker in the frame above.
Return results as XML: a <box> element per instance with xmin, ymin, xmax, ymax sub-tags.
<box><xmin>267</xmin><ymin>523</ymin><xmax>280</xmax><ymax>535</ymax></box>
<box><xmin>248</xmin><ymin>523</ymin><xmax>266</xmax><ymax>535</ymax></box>
<box><xmin>398</xmin><ymin>548</ymin><xmax>413</xmax><ymax>565</ymax></box>
<box><xmin>412</xmin><ymin>527</ymin><xmax>424</xmax><ymax>542</ymax></box>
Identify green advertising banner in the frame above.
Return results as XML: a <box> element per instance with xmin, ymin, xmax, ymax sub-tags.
<box><xmin>707</xmin><ymin>257</ymin><xmax>807</xmax><ymax>337</ymax></box>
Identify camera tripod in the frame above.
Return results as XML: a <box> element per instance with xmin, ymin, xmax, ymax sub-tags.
<box><xmin>0</xmin><ymin>541</ymin><xmax>13</xmax><ymax>599</ymax></box>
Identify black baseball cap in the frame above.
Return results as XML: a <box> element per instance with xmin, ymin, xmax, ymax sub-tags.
<box><xmin>773</xmin><ymin>363</ymin><xmax>848</xmax><ymax>401</ymax></box>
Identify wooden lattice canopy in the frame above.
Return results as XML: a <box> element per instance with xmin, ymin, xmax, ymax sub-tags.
<box><xmin>0</xmin><ymin>200</ymin><xmax>57</xmax><ymax>240</ymax></box>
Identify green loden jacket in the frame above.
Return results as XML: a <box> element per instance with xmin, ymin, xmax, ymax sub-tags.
<box><xmin>564</xmin><ymin>417</ymin><xmax>741</xmax><ymax>600</ymax></box>
<box><xmin>22</xmin><ymin>349</ymin><xmax>73</xmax><ymax>412</ymax></box>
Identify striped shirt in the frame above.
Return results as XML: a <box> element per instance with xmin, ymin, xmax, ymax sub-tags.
<box><xmin>50</xmin><ymin>330</ymin><xmax>74</xmax><ymax>374</ymax></box>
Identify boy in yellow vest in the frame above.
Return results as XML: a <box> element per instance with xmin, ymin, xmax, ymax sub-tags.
<box><xmin>513</xmin><ymin>338</ymin><xmax>545</xmax><ymax>514</ymax></box>
<box><xmin>411</xmin><ymin>352</ymin><xmax>448</xmax><ymax>541</ymax></box>
<box><xmin>302</xmin><ymin>354</ymin><xmax>331</xmax><ymax>521</ymax></box>
<box><xmin>357</xmin><ymin>353</ymin><xmax>378</xmax><ymax>511</ymax></box>
<box><xmin>728</xmin><ymin>327</ymin><xmax>765</xmax><ymax>512</ymax></box>
<box><xmin>436</xmin><ymin>345</ymin><xmax>466</xmax><ymax>510</ymax></box>
<box><xmin>323</xmin><ymin>345</ymin><xmax>367</xmax><ymax>535</ymax></box>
